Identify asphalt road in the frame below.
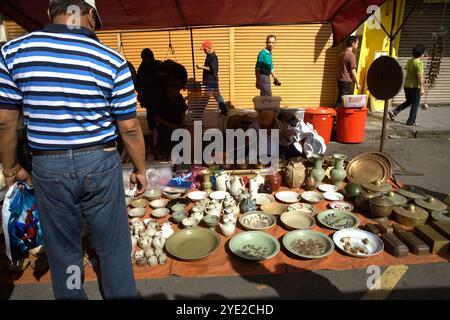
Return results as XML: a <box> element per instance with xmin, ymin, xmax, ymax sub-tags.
<box><xmin>1</xmin><ymin>138</ymin><xmax>449</xmax><ymax>300</ymax></box>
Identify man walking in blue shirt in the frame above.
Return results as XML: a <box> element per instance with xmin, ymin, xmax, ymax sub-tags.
<box><xmin>255</xmin><ymin>35</ymin><xmax>281</xmax><ymax>96</ymax></box>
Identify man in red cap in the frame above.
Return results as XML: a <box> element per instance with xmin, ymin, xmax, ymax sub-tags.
<box><xmin>196</xmin><ymin>41</ymin><xmax>228</xmax><ymax>115</ymax></box>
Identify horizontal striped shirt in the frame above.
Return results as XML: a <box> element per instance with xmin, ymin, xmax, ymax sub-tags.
<box><xmin>0</xmin><ymin>24</ymin><xmax>137</xmax><ymax>150</ymax></box>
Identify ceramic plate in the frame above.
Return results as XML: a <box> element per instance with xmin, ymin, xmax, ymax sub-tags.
<box><xmin>328</xmin><ymin>201</ymin><xmax>354</xmax><ymax>212</ymax></box>
<box><xmin>283</xmin><ymin>230</ymin><xmax>335</xmax><ymax>259</ymax></box>
<box><xmin>128</xmin><ymin>207</ymin><xmax>146</xmax><ymax>218</ymax></box>
<box><xmin>165</xmin><ymin>227</ymin><xmax>221</xmax><ymax>260</ymax></box>
<box><xmin>301</xmin><ymin>191</ymin><xmax>324</xmax><ymax>204</ymax></box>
<box><xmin>260</xmin><ymin>202</ymin><xmax>287</xmax><ymax>216</ymax></box>
<box><xmin>333</xmin><ymin>229</ymin><xmax>384</xmax><ymax>258</ymax></box>
<box><xmin>323</xmin><ymin>191</ymin><xmax>344</xmax><ymax>201</ymax></box>
<box><xmin>275</xmin><ymin>191</ymin><xmax>301</xmax><ymax>204</ymax></box>
<box><xmin>229</xmin><ymin>231</ymin><xmax>280</xmax><ymax>261</ymax></box>
<box><xmin>166</xmin><ymin>198</ymin><xmax>191</xmax><ymax>209</ymax></box>
<box><xmin>188</xmin><ymin>191</ymin><xmax>208</xmax><ymax>202</ymax></box>
<box><xmin>280</xmin><ymin>211</ymin><xmax>315</xmax><ymax>230</ymax></box>
<box><xmin>209</xmin><ymin>191</ymin><xmax>230</xmax><ymax>201</ymax></box>
<box><xmin>255</xmin><ymin>193</ymin><xmax>275</xmax><ymax>206</ymax></box>
<box><xmin>287</xmin><ymin>203</ymin><xmax>316</xmax><ymax>215</ymax></box>
<box><xmin>163</xmin><ymin>186</ymin><xmax>188</xmax><ymax>194</ymax></box>
<box><xmin>239</xmin><ymin>211</ymin><xmax>277</xmax><ymax>231</ymax></box>
<box><xmin>318</xmin><ymin>184</ymin><xmax>338</xmax><ymax>193</ymax></box>
<box><xmin>317</xmin><ymin>210</ymin><xmax>360</xmax><ymax>230</ymax></box>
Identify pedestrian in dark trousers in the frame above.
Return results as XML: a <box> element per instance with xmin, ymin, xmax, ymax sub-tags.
<box><xmin>335</xmin><ymin>36</ymin><xmax>361</xmax><ymax>107</ymax></box>
<box><xmin>196</xmin><ymin>40</ymin><xmax>228</xmax><ymax>115</ymax></box>
<box><xmin>136</xmin><ymin>48</ymin><xmax>161</xmax><ymax>131</ymax></box>
<box><xmin>0</xmin><ymin>0</ymin><xmax>147</xmax><ymax>299</ymax></box>
<box><xmin>389</xmin><ymin>45</ymin><xmax>426</xmax><ymax>126</ymax></box>
<box><xmin>255</xmin><ymin>35</ymin><xmax>281</xmax><ymax>96</ymax></box>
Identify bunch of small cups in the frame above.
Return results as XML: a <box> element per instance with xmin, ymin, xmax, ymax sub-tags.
<box><xmin>130</xmin><ymin>218</ymin><xmax>169</xmax><ymax>267</ymax></box>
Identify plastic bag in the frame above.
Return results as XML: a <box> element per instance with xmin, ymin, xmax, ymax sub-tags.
<box><xmin>2</xmin><ymin>182</ymin><xmax>44</xmax><ymax>262</ymax></box>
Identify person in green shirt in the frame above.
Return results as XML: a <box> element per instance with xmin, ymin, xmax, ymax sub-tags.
<box><xmin>255</xmin><ymin>35</ymin><xmax>281</xmax><ymax>96</ymax></box>
<box><xmin>389</xmin><ymin>44</ymin><xmax>426</xmax><ymax>126</ymax></box>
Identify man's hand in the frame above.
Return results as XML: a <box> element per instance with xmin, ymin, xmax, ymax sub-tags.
<box><xmin>255</xmin><ymin>81</ymin><xmax>261</xmax><ymax>89</ymax></box>
<box><xmin>196</xmin><ymin>64</ymin><xmax>203</xmax><ymax>70</ymax></box>
<box><xmin>420</xmin><ymin>88</ymin><xmax>425</xmax><ymax>96</ymax></box>
<box><xmin>273</xmin><ymin>78</ymin><xmax>281</xmax><ymax>86</ymax></box>
<box><xmin>5</xmin><ymin>167</ymin><xmax>32</xmax><ymax>188</ymax></box>
<box><xmin>356</xmin><ymin>83</ymin><xmax>361</xmax><ymax>91</ymax></box>
<box><xmin>130</xmin><ymin>170</ymin><xmax>147</xmax><ymax>198</ymax></box>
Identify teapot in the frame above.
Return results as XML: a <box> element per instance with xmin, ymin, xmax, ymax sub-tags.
<box><xmin>240</xmin><ymin>196</ymin><xmax>257</xmax><ymax>213</ymax></box>
<box><xmin>215</xmin><ymin>171</ymin><xmax>230</xmax><ymax>192</ymax></box>
<box><xmin>219</xmin><ymin>221</ymin><xmax>236</xmax><ymax>237</ymax></box>
<box><xmin>191</xmin><ymin>210</ymin><xmax>204</xmax><ymax>222</ymax></box>
<box><xmin>249</xmin><ymin>178</ymin><xmax>262</xmax><ymax>199</ymax></box>
<box><xmin>138</xmin><ymin>236</ymin><xmax>152</xmax><ymax>250</ymax></box>
<box><xmin>229</xmin><ymin>176</ymin><xmax>245</xmax><ymax>198</ymax></box>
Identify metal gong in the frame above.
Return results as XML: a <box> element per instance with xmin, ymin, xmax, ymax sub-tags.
<box><xmin>367</xmin><ymin>56</ymin><xmax>404</xmax><ymax>100</ymax></box>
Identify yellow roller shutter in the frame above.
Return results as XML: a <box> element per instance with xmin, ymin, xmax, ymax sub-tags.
<box><xmin>4</xmin><ymin>19</ymin><xmax>27</xmax><ymax>40</ymax></box>
<box><xmin>116</xmin><ymin>28</ymin><xmax>230</xmax><ymax>102</ymax></box>
<box><xmin>234</xmin><ymin>25</ymin><xmax>339</xmax><ymax>109</ymax></box>
<box><xmin>97</xmin><ymin>33</ymin><xmax>119</xmax><ymax>52</ymax></box>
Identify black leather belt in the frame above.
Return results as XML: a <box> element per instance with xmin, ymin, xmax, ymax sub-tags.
<box><xmin>30</xmin><ymin>141</ymin><xmax>117</xmax><ymax>156</ymax></box>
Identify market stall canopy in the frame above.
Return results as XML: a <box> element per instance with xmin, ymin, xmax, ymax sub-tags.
<box><xmin>0</xmin><ymin>0</ymin><xmax>386</xmax><ymax>46</ymax></box>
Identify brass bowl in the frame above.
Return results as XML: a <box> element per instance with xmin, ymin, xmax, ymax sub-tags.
<box><xmin>369</xmin><ymin>196</ymin><xmax>394</xmax><ymax>218</ymax></box>
<box><xmin>343</xmin><ymin>183</ymin><xmax>363</xmax><ymax>199</ymax></box>
<box><xmin>355</xmin><ymin>191</ymin><xmax>382</xmax><ymax>212</ymax></box>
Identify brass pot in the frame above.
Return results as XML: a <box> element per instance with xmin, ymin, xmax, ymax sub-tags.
<box><xmin>414</xmin><ymin>196</ymin><xmax>447</xmax><ymax>212</ymax></box>
<box><xmin>369</xmin><ymin>195</ymin><xmax>394</xmax><ymax>218</ymax></box>
<box><xmin>343</xmin><ymin>183</ymin><xmax>363</xmax><ymax>200</ymax></box>
<box><xmin>394</xmin><ymin>204</ymin><xmax>429</xmax><ymax>227</ymax></box>
<box><xmin>355</xmin><ymin>191</ymin><xmax>382</xmax><ymax>212</ymax></box>
<box><xmin>364</xmin><ymin>180</ymin><xmax>393</xmax><ymax>193</ymax></box>
<box><xmin>385</xmin><ymin>191</ymin><xmax>408</xmax><ymax>207</ymax></box>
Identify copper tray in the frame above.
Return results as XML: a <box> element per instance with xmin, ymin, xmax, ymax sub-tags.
<box><xmin>346</xmin><ymin>153</ymin><xmax>392</xmax><ymax>185</ymax></box>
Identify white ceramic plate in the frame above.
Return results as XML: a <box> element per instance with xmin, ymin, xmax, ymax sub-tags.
<box><xmin>318</xmin><ymin>184</ymin><xmax>338</xmax><ymax>193</ymax></box>
<box><xmin>188</xmin><ymin>191</ymin><xmax>208</xmax><ymax>202</ymax></box>
<box><xmin>255</xmin><ymin>193</ymin><xmax>275</xmax><ymax>206</ymax></box>
<box><xmin>275</xmin><ymin>191</ymin><xmax>301</xmax><ymax>204</ymax></box>
<box><xmin>163</xmin><ymin>186</ymin><xmax>187</xmax><ymax>194</ymax></box>
<box><xmin>209</xmin><ymin>191</ymin><xmax>230</xmax><ymax>201</ymax></box>
<box><xmin>328</xmin><ymin>201</ymin><xmax>354</xmax><ymax>211</ymax></box>
<box><xmin>301</xmin><ymin>191</ymin><xmax>324</xmax><ymax>203</ymax></box>
<box><xmin>323</xmin><ymin>191</ymin><xmax>344</xmax><ymax>201</ymax></box>
<box><xmin>332</xmin><ymin>229</ymin><xmax>384</xmax><ymax>258</ymax></box>
<box><xmin>287</xmin><ymin>203</ymin><xmax>316</xmax><ymax>215</ymax></box>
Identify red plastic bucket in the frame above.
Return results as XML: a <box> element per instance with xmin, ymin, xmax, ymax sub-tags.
<box><xmin>304</xmin><ymin>107</ymin><xmax>336</xmax><ymax>145</ymax></box>
<box><xmin>336</xmin><ymin>107</ymin><xmax>368</xmax><ymax>143</ymax></box>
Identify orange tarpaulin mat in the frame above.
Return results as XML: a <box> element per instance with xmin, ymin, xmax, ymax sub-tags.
<box><xmin>2</xmin><ymin>186</ymin><xmax>449</xmax><ymax>286</ymax></box>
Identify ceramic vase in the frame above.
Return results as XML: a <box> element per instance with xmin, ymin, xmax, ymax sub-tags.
<box><xmin>303</xmin><ymin>168</ymin><xmax>316</xmax><ymax>191</ymax></box>
<box><xmin>310</xmin><ymin>154</ymin><xmax>325</xmax><ymax>187</ymax></box>
<box><xmin>330</xmin><ymin>154</ymin><xmax>347</xmax><ymax>188</ymax></box>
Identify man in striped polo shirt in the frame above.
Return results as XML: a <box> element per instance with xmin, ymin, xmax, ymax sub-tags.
<box><xmin>0</xmin><ymin>0</ymin><xmax>146</xmax><ymax>299</ymax></box>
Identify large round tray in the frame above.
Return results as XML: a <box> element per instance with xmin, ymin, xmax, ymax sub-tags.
<box><xmin>164</xmin><ymin>227</ymin><xmax>221</xmax><ymax>261</ymax></box>
<box><xmin>346</xmin><ymin>152</ymin><xmax>393</xmax><ymax>185</ymax></box>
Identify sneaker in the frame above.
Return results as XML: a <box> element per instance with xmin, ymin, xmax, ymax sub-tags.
<box><xmin>406</xmin><ymin>122</ymin><xmax>418</xmax><ymax>126</ymax></box>
<box><xmin>388</xmin><ymin>111</ymin><xmax>395</xmax><ymax>121</ymax></box>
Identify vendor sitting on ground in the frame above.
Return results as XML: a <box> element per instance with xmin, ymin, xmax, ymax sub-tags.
<box><xmin>153</xmin><ymin>60</ymin><xmax>188</xmax><ymax>161</ymax></box>
<box><xmin>249</xmin><ymin>107</ymin><xmax>300</xmax><ymax>160</ymax></box>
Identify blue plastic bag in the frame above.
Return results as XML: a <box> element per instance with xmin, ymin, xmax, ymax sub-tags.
<box><xmin>2</xmin><ymin>182</ymin><xmax>44</xmax><ymax>262</ymax></box>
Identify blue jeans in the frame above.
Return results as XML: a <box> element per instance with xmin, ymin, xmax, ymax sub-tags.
<box><xmin>32</xmin><ymin>148</ymin><xmax>137</xmax><ymax>300</ymax></box>
<box><xmin>204</xmin><ymin>82</ymin><xmax>228</xmax><ymax>115</ymax></box>
<box><xmin>392</xmin><ymin>87</ymin><xmax>421</xmax><ymax>124</ymax></box>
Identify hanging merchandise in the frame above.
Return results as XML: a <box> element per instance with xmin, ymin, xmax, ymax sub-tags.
<box><xmin>425</xmin><ymin>1</ymin><xmax>447</xmax><ymax>89</ymax></box>
<box><xmin>164</xmin><ymin>30</ymin><xmax>177</xmax><ymax>61</ymax></box>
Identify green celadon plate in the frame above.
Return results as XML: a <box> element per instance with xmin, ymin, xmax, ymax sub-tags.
<box><xmin>165</xmin><ymin>227</ymin><xmax>221</xmax><ymax>261</ymax></box>
<box><xmin>317</xmin><ymin>210</ymin><xmax>360</xmax><ymax>230</ymax></box>
<box><xmin>229</xmin><ymin>231</ymin><xmax>280</xmax><ymax>261</ymax></box>
<box><xmin>283</xmin><ymin>230</ymin><xmax>335</xmax><ymax>259</ymax></box>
